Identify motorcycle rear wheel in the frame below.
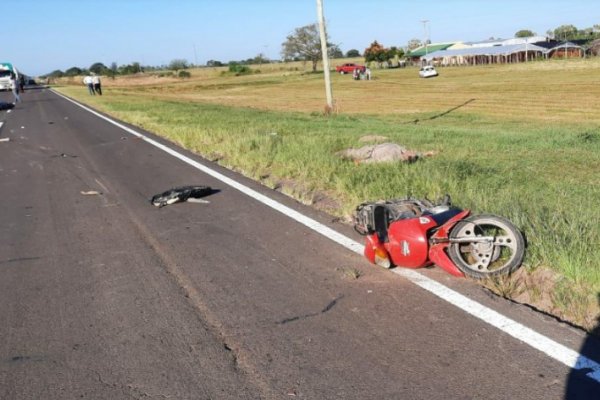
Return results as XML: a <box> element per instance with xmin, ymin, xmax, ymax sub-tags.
<box><xmin>448</xmin><ymin>214</ymin><xmax>525</xmax><ymax>279</ymax></box>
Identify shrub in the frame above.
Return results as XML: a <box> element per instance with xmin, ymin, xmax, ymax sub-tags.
<box><xmin>228</xmin><ymin>63</ymin><xmax>252</xmax><ymax>75</ymax></box>
<box><xmin>169</xmin><ymin>59</ymin><xmax>189</xmax><ymax>70</ymax></box>
<box><xmin>178</xmin><ymin>70</ymin><xmax>191</xmax><ymax>78</ymax></box>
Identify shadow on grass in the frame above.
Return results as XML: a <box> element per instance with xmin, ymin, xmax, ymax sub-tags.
<box><xmin>565</xmin><ymin>294</ymin><xmax>600</xmax><ymax>399</ymax></box>
<box><xmin>404</xmin><ymin>98</ymin><xmax>476</xmax><ymax>124</ymax></box>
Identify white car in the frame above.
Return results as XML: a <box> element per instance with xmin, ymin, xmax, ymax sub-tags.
<box><xmin>419</xmin><ymin>65</ymin><xmax>438</xmax><ymax>78</ymax></box>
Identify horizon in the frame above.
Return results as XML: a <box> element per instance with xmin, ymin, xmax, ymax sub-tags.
<box><xmin>5</xmin><ymin>0</ymin><xmax>599</xmax><ymax>76</ymax></box>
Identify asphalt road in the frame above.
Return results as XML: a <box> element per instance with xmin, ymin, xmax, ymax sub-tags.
<box><xmin>1</xmin><ymin>87</ymin><xmax>599</xmax><ymax>399</ymax></box>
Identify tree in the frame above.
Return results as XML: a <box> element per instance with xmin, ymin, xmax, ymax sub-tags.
<box><xmin>589</xmin><ymin>39</ymin><xmax>600</xmax><ymax>56</ymax></box>
<box><xmin>515</xmin><ymin>29</ymin><xmax>536</xmax><ymax>38</ymax></box>
<box><xmin>252</xmin><ymin>53</ymin><xmax>269</xmax><ymax>65</ymax></box>
<box><xmin>109</xmin><ymin>62</ymin><xmax>118</xmax><ymax>79</ymax></box>
<box><xmin>46</xmin><ymin>69</ymin><xmax>64</xmax><ymax>78</ymax></box>
<box><xmin>64</xmin><ymin>67</ymin><xmax>82</xmax><ymax>76</ymax></box>
<box><xmin>281</xmin><ymin>23</ymin><xmax>330</xmax><ymax>72</ymax></box>
<box><xmin>388</xmin><ymin>46</ymin><xmax>404</xmax><ymax>59</ymax></box>
<box><xmin>89</xmin><ymin>62</ymin><xmax>108</xmax><ymax>75</ymax></box>
<box><xmin>580</xmin><ymin>27</ymin><xmax>594</xmax><ymax>38</ymax></box>
<box><xmin>407</xmin><ymin>38</ymin><xmax>422</xmax><ymax>51</ymax></box>
<box><xmin>168</xmin><ymin>59</ymin><xmax>189</xmax><ymax>70</ymax></box>
<box><xmin>385</xmin><ymin>46</ymin><xmax>405</xmax><ymax>67</ymax></box>
<box><xmin>547</xmin><ymin>24</ymin><xmax>600</xmax><ymax>42</ymax></box>
<box><xmin>554</xmin><ymin>24</ymin><xmax>578</xmax><ymax>40</ymax></box>
<box><xmin>329</xmin><ymin>45</ymin><xmax>343</xmax><ymax>59</ymax></box>
<box><xmin>206</xmin><ymin>60</ymin><xmax>224</xmax><ymax>67</ymax></box>
<box><xmin>364</xmin><ymin>41</ymin><xmax>389</xmax><ymax>66</ymax></box>
<box><xmin>119</xmin><ymin>62</ymin><xmax>142</xmax><ymax>75</ymax></box>
<box><xmin>346</xmin><ymin>49</ymin><xmax>361</xmax><ymax>58</ymax></box>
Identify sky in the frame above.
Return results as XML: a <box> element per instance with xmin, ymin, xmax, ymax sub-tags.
<box><xmin>6</xmin><ymin>0</ymin><xmax>599</xmax><ymax>76</ymax></box>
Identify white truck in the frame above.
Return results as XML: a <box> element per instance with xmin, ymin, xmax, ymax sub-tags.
<box><xmin>0</xmin><ymin>62</ymin><xmax>19</xmax><ymax>91</ymax></box>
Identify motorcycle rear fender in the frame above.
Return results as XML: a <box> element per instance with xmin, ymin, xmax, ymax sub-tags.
<box><xmin>429</xmin><ymin>243</ymin><xmax>465</xmax><ymax>277</ymax></box>
<box><xmin>364</xmin><ymin>234</ymin><xmax>391</xmax><ymax>268</ymax></box>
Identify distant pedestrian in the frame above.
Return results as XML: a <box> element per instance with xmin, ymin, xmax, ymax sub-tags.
<box><xmin>10</xmin><ymin>73</ymin><xmax>20</xmax><ymax>104</ymax></box>
<box><xmin>83</xmin><ymin>75</ymin><xmax>95</xmax><ymax>95</ymax></box>
<box><xmin>365</xmin><ymin>67</ymin><xmax>371</xmax><ymax>80</ymax></box>
<box><xmin>19</xmin><ymin>75</ymin><xmax>25</xmax><ymax>92</ymax></box>
<box><xmin>353</xmin><ymin>68</ymin><xmax>360</xmax><ymax>80</ymax></box>
<box><xmin>92</xmin><ymin>74</ymin><xmax>102</xmax><ymax>95</ymax></box>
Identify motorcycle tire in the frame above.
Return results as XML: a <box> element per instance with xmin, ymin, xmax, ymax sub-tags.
<box><xmin>448</xmin><ymin>214</ymin><xmax>525</xmax><ymax>279</ymax></box>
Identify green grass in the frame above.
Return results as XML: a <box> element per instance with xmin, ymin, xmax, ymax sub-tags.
<box><xmin>55</xmin><ymin>58</ymin><xmax>600</xmax><ymax>329</ymax></box>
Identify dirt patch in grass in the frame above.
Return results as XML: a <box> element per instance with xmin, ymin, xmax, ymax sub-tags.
<box><xmin>270</xmin><ymin>178</ymin><xmax>342</xmax><ymax>215</ymax></box>
<box><xmin>484</xmin><ymin>267</ymin><xmax>600</xmax><ymax>335</ymax></box>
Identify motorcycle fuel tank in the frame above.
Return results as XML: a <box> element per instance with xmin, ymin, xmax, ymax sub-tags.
<box><xmin>385</xmin><ymin>216</ymin><xmax>437</xmax><ymax>268</ymax></box>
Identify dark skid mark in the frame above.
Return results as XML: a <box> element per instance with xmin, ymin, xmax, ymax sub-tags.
<box><xmin>9</xmin><ymin>355</ymin><xmax>45</xmax><ymax>363</ymax></box>
<box><xmin>321</xmin><ymin>297</ymin><xmax>340</xmax><ymax>313</ymax></box>
<box><xmin>0</xmin><ymin>256</ymin><xmax>42</xmax><ymax>265</ymax></box>
<box><xmin>279</xmin><ymin>315</ymin><xmax>302</xmax><ymax>325</ymax></box>
<box><xmin>278</xmin><ymin>295</ymin><xmax>344</xmax><ymax>325</ymax></box>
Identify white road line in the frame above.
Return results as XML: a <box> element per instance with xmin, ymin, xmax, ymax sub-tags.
<box><xmin>52</xmin><ymin>89</ymin><xmax>600</xmax><ymax>382</ymax></box>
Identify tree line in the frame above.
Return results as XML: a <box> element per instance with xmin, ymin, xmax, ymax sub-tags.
<box><xmin>42</xmin><ymin>22</ymin><xmax>600</xmax><ymax>78</ymax></box>
<box><xmin>41</xmin><ymin>59</ymin><xmax>195</xmax><ymax>79</ymax></box>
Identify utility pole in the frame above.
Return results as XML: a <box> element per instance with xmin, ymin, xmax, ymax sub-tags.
<box><xmin>421</xmin><ymin>20</ymin><xmax>429</xmax><ymax>56</ymax></box>
<box><xmin>316</xmin><ymin>0</ymin><xmax>334</xmax><ymax>112</ymax></box>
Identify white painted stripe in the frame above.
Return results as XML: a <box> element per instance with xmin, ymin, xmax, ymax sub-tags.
<box><xmin>51</xmin><ymin>89</ymin><xmax>600</xmax><ymax>382</ymax></box>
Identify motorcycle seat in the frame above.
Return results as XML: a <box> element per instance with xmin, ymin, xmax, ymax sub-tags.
<box><xmin>428</xmin><ymin>207</ymin><xmax>463</xmax><ymax>225</ymax></box>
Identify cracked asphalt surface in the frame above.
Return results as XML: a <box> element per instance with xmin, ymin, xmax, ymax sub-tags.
<box><xmin>1</xmin><ymin>87</ymin><xmax>599</xmax><ymax>399</ymax></box>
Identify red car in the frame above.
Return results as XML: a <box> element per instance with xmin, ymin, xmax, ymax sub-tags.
<box><xmin>335</xmin><ymin>63</ymin><xmax>366</xmax><ymax>74</ymax></box>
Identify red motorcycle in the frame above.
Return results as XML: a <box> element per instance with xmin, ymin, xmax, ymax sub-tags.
<box><xmin>353</xmin><ymin>196</ymin><xmax>525</xmax><ymax>278</ymax></box>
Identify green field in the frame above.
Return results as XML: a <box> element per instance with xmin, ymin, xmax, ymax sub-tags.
<box><xmin>55</xmin><ymin>58</ymin><xmax>600</xmax><ymax>331</ymax></box>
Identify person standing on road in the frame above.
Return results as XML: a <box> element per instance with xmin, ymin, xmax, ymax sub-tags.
<box><xmin>19</xmin><ymin>75</ymin><xmax>25</xmax><ymax>92</ymax></box>
<box><xmin>83</xmin><ymin>75</ymin><xmax>95</xmax><ymax>95</ymax></box>
<box><xmin>10</xmin><ymin>73</ymin><xmax>20</xmax><ymax>104</ymax></box>
<box><xmin>92</xmin><ymin>74</ymin><xmax>102</xmax><ymax>95</ymax></box>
